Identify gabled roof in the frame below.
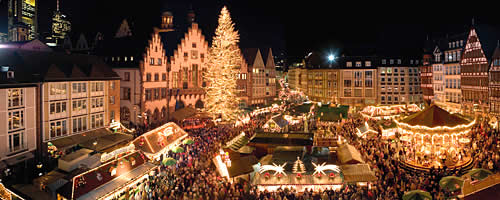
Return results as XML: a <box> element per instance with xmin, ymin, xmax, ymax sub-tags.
<box><xmin>400</xmin><ymin>104</ymin><xmax>471</xmax><ymax>128</ymax></box>
<box><xmin>471</xmin><ymin>24</ymin><xmax>500</xmax><ymax>60</ymax></box>
<box><xmin>270</xmin><ymin>114</ymin><xmax>288</xmax><ymax>128</ymax></box>
<box><xmin>242</xmin><ymin>48</ymin><xmax>260</xmax><ymax>66</ymax></box>
<box><xmin>0</xmin><ymin>49</ymin><xmax>120</xmax><ymax>83</ymax></box>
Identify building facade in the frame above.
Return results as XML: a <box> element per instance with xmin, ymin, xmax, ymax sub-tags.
<box><xmin>261</xmin><ymin>48</ymin><xmax>278</xmax><ymax>104</ymax></box>
<box><xmin>0</xmin><ymin>83</ymin><xmax>37</xmax><ymax>175</ymax></box>
<box><xmin>163</xmin><ymin>21</ymin><xmax>208</xmax><ymax>112</ymax></box>
<box><xmin>338</xmin><ymin>57</ymin><xmax>377</xmax><ymax>107</ymax></box>
<box><xmin>489</xmin><ymin>45</ymin><xmax>500</xmax><ymax>117</ymax></box>
<box><xmin>460</xmin><ymin>27</ymin><xmax>490</xmax><ymax>115</ymax></box>
<box><xmin>8</xmin><ymin>0</ymin><xmax>37</xmax><ymax>41</ymax></box>
<box><xmin>287</xmin><ymin>67</ymin><xmax>308</xmax><ymax>93</ymax></box>
<box><xmin>440</xmin><ymin>34</ymin><xmax>466</xmax><ymax>112</ymax></box>
<box><xmin>50</xmin><ymin>0</ymin><xmax>71</xmax><ymax>45</ymax></box>
<box><xmin>378</xmin><ymin>57</ymin><xmax>422</xmax><ymax>105</ymax></box>
<box><xmin>243</xmin><ymin>48</ymin><xmax>267</xmax><ymax>106</ymax></box>
<box><xmin>305</xmin><ymin>69</ymin><xmax>339</xmax><ymax>104</ymax></box>
<box><xmin>421</xmin><ymin>47</ymin><xmax>434</xmax><ymax>103</ymax></box>
<box><xmin>431</xmin><ymin>46</ymin><xmax>445</xmax><ymax>104</ymax></box>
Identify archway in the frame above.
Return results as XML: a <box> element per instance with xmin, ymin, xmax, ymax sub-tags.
<box><xmin>161</xmin><ymin>107</ymin><xmax>167</xmax><ymax>122</ymax></box>
<box><xmin>153</xmin><ymin>108</ymin><xmax>160</xmax><ymax>123</ymax></box>
<box><xmin>195</xmin><ymin>99</ymin><xmax>204</xmax><ymax>109</ymax></box>
<box><xmin>175</xmin><ymin>100</ymin><xmax>185</xmax><ymax>111</ymax></box>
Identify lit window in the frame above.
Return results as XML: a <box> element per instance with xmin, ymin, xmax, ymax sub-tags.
<box><xmin>382</xmin><ymin>59</ymin><xmax>386</xmax><ymax>65</ymax></box>
<box><xmin>124</xmin><ymin>57</ymin><xmax>128</xmax><ymax>61</ymax></box>
<box><xmin>346</xmin><ymin>62</ymin><xmax>352</xmax><ymax>67</ymax></box>
<box><xmin>355</xmin><ymin>61</ymin><xmax>361</xmax><ymax>67</ymax></box>
<box><xmin>390</xmin><ymin>59</ymin><xmax>394</xmax><ymax>64</ymax></box>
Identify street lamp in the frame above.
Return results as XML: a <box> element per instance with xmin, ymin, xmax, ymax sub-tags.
<box><xmin>328</xmin><ymin>55</ymin><xmax>335</xmax><ymax>62</ymax></box>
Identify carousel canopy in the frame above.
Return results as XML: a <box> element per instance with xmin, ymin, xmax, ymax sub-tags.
<box><xmin>400</xmin><ymin>104</ymin><xmax>470</xmax><ymax>128</ymax></box>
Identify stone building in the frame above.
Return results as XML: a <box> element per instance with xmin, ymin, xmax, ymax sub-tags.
<box><xmin>378</xmin><ymin>56</ymin><xmax>422</xmax><ymax>105</ymax></box>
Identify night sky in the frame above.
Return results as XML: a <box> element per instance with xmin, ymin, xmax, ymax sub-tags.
<box><xmin>1</xmin><ymin>1</ymin><xmax>500</xmax><ymax>63</ymax></box>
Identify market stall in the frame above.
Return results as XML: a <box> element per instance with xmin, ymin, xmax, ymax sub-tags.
<box><xmin>57</xmin><ymin>151</ymin><xmax>156</xmax><ymax>200</ymax></box>
<box><xmin>395</xmin><ymin>104</ymin><xmax>475</xmax><ymax>169</ymax></box>
<box><xmin>132</xmin><ymin>122</ymin><xmax>188</xmax><ymax>160</ymax></box>
<box><xmin>262</xmin><ymin>114</ymin><xmax>289</xmax><ymax>132</ymax></box>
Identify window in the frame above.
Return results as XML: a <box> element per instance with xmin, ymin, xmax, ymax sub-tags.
<box><xmin>8</xmin><ymin>131</ymin><xmax>24</xmax><ymax>152</ymax></box>
<box><xmin>161</xmin><ymin>88</ymin><xmax>167</xmax><ymax>98</ymax></box>
<box><xmin>72</xmin><ymin>117</ymin><xmax>87</xmax><ymax>133</ymax></box>
<box><xmin>382</xmin><ymin>59</ymin><xmax>386</xmax><ymax>65</ymax></box>
<box><xmin>184</xmin><ymin>52</ymin><xmax>188</xmax><ymax>58</ymax></box>
<box><xmin>344</xmin><ymin>88</ymin><xmax>352</xmax><ymax>97</ymax></box>
<box><xmin>365</xmin><ymin>61</ymin><xmax>371</xmax><ymax>67</ymax></box>
<box><xmin>157</xmin><ymin>58</ymin><xmax>162</xmax><ymax>65</ymax></box>
<box><xmin>410</xmin><ymin>60</ymin><xmax>414</xmax><ymax>65</ymax></box>
<box><xmin>8</xmin><ymin>110</ymin><xmax>24</xmax><ymax>130</ymax></box>
<box><xmin>146</xmin><ymin>73</ymin><xmax>152</xmax><ymax>82</ymax></box>
<box><xmin>124</xmin><ymin>57</ymin><xmax>128</xmax><ymax>62</ymax></box>
<box><xmin>72</xmin><ymin>83</ymin><xmax>87</xmax><ymax>93</ymax></box>
<box><xmin>394</xmin><ymin>68</ymin><xmax>398</xmax><ymax>73</ymax></box>
<box><xmin>397</xmin><ymin>59</ymin><xmax>401</xmax><ymax>64</ymax></box>
<box><xmin>110</xmin><ymin>81</ymin><xmax>115</xmax><ymax>90</ymax></box>
<box><xmin>91</xmin><ymin>114</ymin><xmax>104</xmax><ymax>129</ymax></box>
<box><xmin>122</xmin><ymin>87</ymin><xmax>131</xmax><ymax>100</ymax></box>
<box><xmin>154</xmin><ymin>88</ymin><xmax>160</xmax><ymax>100</ymax></box>
<box><xmin>49</xmin><ymin>102</ymin><xmax>67</xmax><ymax>114</ymax></box>
<box><xmin>131</xmin><ymin>56</ymin><xmax>134</xmax><ymax>61</ymax></box>
<box><xmin>172</xmin><ymin>72</ymin><xmax>178</xmax><ymax>88</ymax></box>
<box><xmin>110</xmin><ymin>111</ymin><xmax>115</xmax><ymax>123</ymax></box>
<box><xmin>50</xmin><ymin>120</ymin><xmax>68</xmax><ymax>138</ymax></box>
<box><xmin>182</xmin><ymin>68</ymin><xmax>188</xmax><ymax>82</ymax></box>
<box><xmin>154</xmin><ymin>73</ymin><xmax>159</xmax><ymax>81</ymax></box>
<box><xmin>90</xmin><ymin>82</ymin><xmax>104</xmax><ymax>92</ymax></box>
<box><xmin>365</xmin><ymin>71</ymin><xmax>373</xmax><ymax>87</ymax></box>
<box><xmin>354</xmin><ymin>72</ymin><xmax>362</xmax><ymax>87</ymax></box>
<box><xmin>145</xmin><ymin>89</ymin><xmax>152</xmax><ymax>100</ymax></box>
<box><xmin>72</xmin><ymin>99</ymin><xmax>87</xmax><ymax>112</ymax></box>
<box><xmin>355</xmin><ymin>61</ymin><xmax>362</xmax><ymax>67</ymax></box>
<box><xmin>390</xmin><ymin>59</ymin><xmax>394</xmax><ymax>64</ymax></box>
<box><xmin>191</xmin><ymin>50</ymin><xmax>198</xmax><ymax>59</ymax></box>
<box><xmin>192</xmin><ymin>64</ymin><xmax>198</xmax><ymax>86</ymax></box>
<box><xmin>381</xmin><ymin>96</ymin><xmax>385</xmax><ymax>101</ymax></box>
<box><xmin>110</xmin><ymin>96</ymin><xmax>115</xmax><ymax>104</ymax></box>
<box><xmin>124</xmin><ymin>72</ymin><xmax>130</xmax><ymax>81</ymax></box>
<box><xmin>200</xmin><ymin>53</ymin><xmax>205</xmax><ymax>62</ymax></box>
<box><xmin>346</xmin><ymin>62</ymin><xmax>352</xmax><ymax>67</ymax></box>
<box><xmin>150</xmin><ymin>57</ymin><xmax>154</xmax><ymax>65</ymax></box>
<box><xmin>91</xmin><ymin>97</ymin><xmax>104</xmax><ymax>109</ymax></box>
<box><xmin>162</xmin><ymin>73</ymin><xmax>167</xmax><ymax>81</ymax></box>
<box><xmin>50</xmin><ymin>83</ymin><xmax>67</xmax><ymax>95</ymax></box>
<box><xmin>8</xmin><ymin>89</ymin><xmax>23</xmax><ymax>108</ymax></box>
<box><xmin>192</xmin><ymin>43</ymin><xmax>197</xmax><ymax>48</ymax></box>
<box><xmin>344</xmin><ymin>80</ymin><xmax>352</xmax><ymax>87</ymax></box>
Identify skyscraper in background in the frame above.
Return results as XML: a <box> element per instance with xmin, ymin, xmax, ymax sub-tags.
<box><xmin>50</xmin><ymin>0</ymin><xmax>71</xmax><ymax>45</ymax></box>
<box><xmin>7</xmin><ymin>0</ymin><xmax>37</xmax><ymax>41</ymax></box>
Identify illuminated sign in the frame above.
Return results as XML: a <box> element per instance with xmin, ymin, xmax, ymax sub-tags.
<box><xmin>312</xmin><ymin>162</ymin><xmax>341</xmax><ymax>176</ymax></box>
<box><xmin>100</xmin><ymin>144</ymin><xmax>135</xmax><ymax>162</ymax></box>
<box><xmin>259</xmin><ymin>163</ymin><xmax>287</xmax><ymax>176</ymax></box>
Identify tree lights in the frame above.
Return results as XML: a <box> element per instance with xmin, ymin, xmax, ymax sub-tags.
<box><xmin>203</xmin><ymin>6</ymin><xmax>242</xmax><ymax>121</ymax></box>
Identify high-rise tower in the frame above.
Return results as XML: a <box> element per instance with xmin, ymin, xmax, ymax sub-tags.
<box><xmin>51</xmin><ymin>0</ymin><xmax>71</xmax><ymax>45</ymax></box>
<box><xmin>8</xmin><ymin>0</ymin><xmax>38</xmax><ymax>41</ymax></box>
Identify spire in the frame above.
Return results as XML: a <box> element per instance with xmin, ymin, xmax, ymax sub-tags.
<box><xmin>187</xmin><ymin>4</ymin><xmax>195</xmax><ymax>24</ymax></box>
<box><xmin>57</xmin><ymin>0</ymin><xmax>60</xmax><ymax>11</ymax></box>
<box><xmin>472</xmin><ymin>17</ymin><xmax>475</xmax><ymax>26</ymax></box>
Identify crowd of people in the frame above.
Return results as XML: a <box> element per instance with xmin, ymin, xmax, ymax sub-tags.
<box><xmin>113</xmin><ymin>106</ymin><xmax>499</xmax><ymax>200</ymax></box>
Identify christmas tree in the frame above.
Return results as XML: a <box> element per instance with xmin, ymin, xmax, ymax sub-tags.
<box><xmin>203</xmin><ymin>6</ymin><xmax>241</xmax><ymax>121</ymax></box>
<box><xmin>293</xmin><ymin>157</ymin><xmax>306</xmax><ymax>174</ymax></box>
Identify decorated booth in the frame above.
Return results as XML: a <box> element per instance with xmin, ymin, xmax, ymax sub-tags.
<box><xmin>132</xmin><ymin>122</ymin><xmax>188</xmax><ymax>160</ymax></box>
<box><xmin>395</xmin><ymin>104</ymin><xmax>475</xmax><ymax>169</ymax></box>
<box><xmin>262</xmin><ymin>115</ymin><xmax>289</xmax><ymax>133</ymax></box>
<box><xmin>57</xmin><ymin>151</ymin><xmax>157</xmax><ymax>200</ymax></box>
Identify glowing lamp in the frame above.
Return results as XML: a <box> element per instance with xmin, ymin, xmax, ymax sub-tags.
<box><xmin>328</xmin><ymin>55</ymin><xmax>335</xmax><ymax>61</ymax></box>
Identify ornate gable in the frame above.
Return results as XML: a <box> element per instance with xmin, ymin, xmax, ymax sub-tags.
<box><xmin>115</xmin><ymin>19</ymin><xmax>132</xmax><ymax>38</ymax></box>
<box><xmin>461</xmin><ymin>28</ymin><xmax>488</xmax><ymax>65</ymax></box>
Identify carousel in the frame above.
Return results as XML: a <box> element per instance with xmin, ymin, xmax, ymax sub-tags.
<box><xmin>360</xmin><ymin>104</ymin><xmax>421</xmax><ymax>120</ymax></box>
<box><xmin>395</xmin><ymin>104</ymin><xmax>475</xmax><ymax>169</ymax></box>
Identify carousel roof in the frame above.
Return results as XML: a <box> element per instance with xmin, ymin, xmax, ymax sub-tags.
<box><xmin>400</xmin><ymin>104</ymin><xmax>470</xmax><ymax>128</ymax></box>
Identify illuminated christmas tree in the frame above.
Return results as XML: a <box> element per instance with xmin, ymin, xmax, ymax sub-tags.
<box><xmin>293</xmin><ymin>157</ymin><xmax>306</xmax><ymax>174</ymax></box>
<box><xmin>204</xmin><ymin>6</ymin><xmax>241</xmax><ymax>121</ymax></box>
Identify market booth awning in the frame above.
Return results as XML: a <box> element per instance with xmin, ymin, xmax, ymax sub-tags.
<box><xmin>132</xmin><ymin>122</ymin><xmax>188</xmax><ymax>159</ymax></box>
<box><xmin>337</xmin><ymin>144</ymin><xmax>365</xmax><ymax>164</ymax></box>
<box><xmin>171</xmin><ymin>107</ymin><xmax>197</xmax><ymax>122</ymax></box>
<box><xmin>340</xmin><ymin>164</ymin><xmax>377</xmax><ymax>183</ymax></box>
<box><xmin>49</xmin><ymin>128</ymin><xmax>113</xmax><ymax>151</ymax></box>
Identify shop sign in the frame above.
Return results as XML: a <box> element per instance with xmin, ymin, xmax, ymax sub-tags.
<box><xmin>100</xmin><ymin>144</ymin><xmax>135</xmax><ymax>162</ymax></box>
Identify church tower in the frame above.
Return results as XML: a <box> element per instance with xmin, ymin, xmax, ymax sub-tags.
<box><xmin>161</xmin><ymin>11</ymin><xmax>175</xmax><ymax>31</ymax></box>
